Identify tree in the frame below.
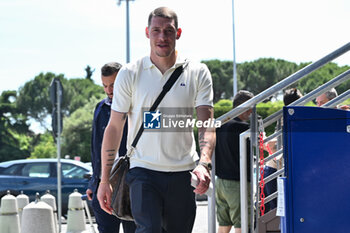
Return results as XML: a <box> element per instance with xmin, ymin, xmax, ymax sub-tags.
<box><xmin>297</xmin><ymin>62</ymin><xmax>350</xmax><ymax>95</ymax></box>
<box><xmin>16</xmin><ymin>72</ymin><xmax>104</xmax><ymax>128</ymax></box>
<box><xmin>238</xmin><ymin>58</ymin><xmax>298</xmax><ymax>97</ymax></box>
<box><xmin>16</xmin><ymin>72</ymin><xmax>65</xmax><ymax>128</ymax></box>
<box><xmin>30</xmin><ymin>133</ymin><xmax>56</xmax><ymax>158</ymax></box>
<box><xmin>61</xmin><ymin>96</ymin><xmax>100</xmax><ymax>162</ymax></box>
<box><xmin>85</xmin><ymin>65</ymin><xmax>95</xmax><ymax>80</ymax></box>
<box><xmin>64</xmin><ymin>78</ymin><xmax>103</xmax><ymax>114</ymax></box>
<box><xmin>203</xmin><ymin>60</ymin><xmax>236</xmax><ymax>102</ymax></box>
<box><xmin>0</xmin><ymin>91</ymin><xmax>31</xmax><ymax>162</ymax></box>
<box><xmin>202</xmin><ymin>58</ymin><xmax>299</xmax><ymax>102</ymax></box>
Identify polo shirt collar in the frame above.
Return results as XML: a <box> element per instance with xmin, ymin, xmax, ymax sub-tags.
<box><xmin>143</xmin><ymin>53</ymin><xmax>187</xmax><ymax>70</ymax></box>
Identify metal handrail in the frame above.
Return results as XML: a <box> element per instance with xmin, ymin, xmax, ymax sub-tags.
<box><xmin>211</xmin><ymin>42</ymin><xmax>350</xmax><ymax>233</ymax></box>
<box><xmin>263</xmin><ymin>168</ymin><xmax>285</xmax><ymax>184</ymax></box>
<box><xmin>259</xmin><ymin>191</ymin><xmax>278</xmax><ymax>205</ymax></box>
<box><xmin>263</xmin><ymin>69</ymin><xmax>350</xmax><ymax>127</ymax></box>
<box><xmin>264</xmin><ymin>130</ymin><xmax>282</xmax><ymax>143</ymax></box>
<box><xmin>263</xmin><ymin>149</ymin><xmax>283</xmax><ymax>163</ymax></box>
<box><xmin>323</xmin><ymin>89</ymin><xmax>350</xmax><ymax>108</ymax></box>
<box><xmin>216</xmin><ymin>42</ymin><xmax>350</xmax><ymax>126</ymax></box>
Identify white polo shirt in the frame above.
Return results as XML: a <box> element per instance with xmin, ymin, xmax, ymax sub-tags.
<box><xmin>112</xmin><ymin>55</ymin><xmax>213</xmax><ymax>172</ymax></box>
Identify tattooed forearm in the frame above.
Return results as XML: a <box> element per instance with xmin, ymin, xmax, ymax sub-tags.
<box><xmin>199</xmin><ymin>140</ymin><xmax>209</xmax><ymax>151</ymax></box>
<box><xmin>105</xmin><ymin>149</ymin><xmax>116</xmax><ymax>166</ymax></box>
<box><xmin>198</xmin><ymin>132</ymin><xmax>209</xmax><ymax>152</ymax></box>
<box><xmin>107</xmin><ymin>149</ymin><xmax>116</xmax><ymax>157</ymax></box>
<box><xmin>199</xmin><ymin>132</ymin><xmax>204</xmax><ymax>140</ymax></box>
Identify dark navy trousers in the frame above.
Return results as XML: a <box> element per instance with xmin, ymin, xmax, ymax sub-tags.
<box><xmin>92</xmin><ymin>191</ymin><xmax>136</xmax><ymax>233</ymax></box>
<box><xmin>126</xmin><ymin>167</ymin><xmax>197</xmax><ymax>233</ymax></box>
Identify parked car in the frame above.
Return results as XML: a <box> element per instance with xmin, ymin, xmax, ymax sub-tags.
<box><xmin>0</xmin><ymin>158</ymin><xmax>92</xmax><ymax>216</ymax></box>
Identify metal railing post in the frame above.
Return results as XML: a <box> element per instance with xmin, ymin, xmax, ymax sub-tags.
<box><xmin>240</xmin><ymin>130</ymin><xmax>251</xmax><ymax>233</ymax></box>
<box><xmin>208</xmin><ymin>152</ymin><xmax>216</xmax><ymax>233</ymax></box>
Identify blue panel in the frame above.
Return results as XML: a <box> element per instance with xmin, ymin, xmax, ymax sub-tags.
<box><xmin>283</xmin><ymin>106</ymin><xmax>350</xmax><ymax>233</ymax></box>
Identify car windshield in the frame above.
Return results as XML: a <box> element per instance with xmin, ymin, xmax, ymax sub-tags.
<box><xmin>62</xmin><ymin>164</ymin><xmax>89</xmax><ymax>179</ymax></box>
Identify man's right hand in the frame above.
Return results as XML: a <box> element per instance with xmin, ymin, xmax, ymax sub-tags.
<box><xmin>97</xmin><ymin>182</ymin><xmax>114</xmax><ymax>214</ymax></box>
<box><xmin>86</xmin><ymin>189</ymin><xmax>93</xmax><ymax>201</ymax></box>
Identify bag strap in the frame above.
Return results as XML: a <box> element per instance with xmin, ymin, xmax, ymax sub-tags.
<box><xmin>130</xmin><ymin>65</ymin><xmax>184</xmax><ymax>150</ymax></box>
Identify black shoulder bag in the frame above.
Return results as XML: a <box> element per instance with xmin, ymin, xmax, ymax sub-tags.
<box><xmin>109</xmin><ymin>65</ymin><xmax>184</xmax><ymax>221</ymax></box>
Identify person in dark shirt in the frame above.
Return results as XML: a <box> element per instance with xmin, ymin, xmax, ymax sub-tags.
<box><xmin>215</xmin><ymin>90</ymin><xmax>254</xmax><ymax>233</ymax></box>
<box><xmin>86</xmin><ymin>62</ymin><xmax>135</xmax><ymax>233</ymax></box>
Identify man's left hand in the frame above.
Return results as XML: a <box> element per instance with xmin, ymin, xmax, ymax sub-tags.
<box><xmin>192</xmin><ymin>164</ymin><xmax>211</xmax><ymax>195</ymax></box>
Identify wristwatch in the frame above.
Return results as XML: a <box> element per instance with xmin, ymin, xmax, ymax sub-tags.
<box><xmin>199</xmin><ymin>161</ymin><xmax>212</xmax><ymax>171</ymax></box>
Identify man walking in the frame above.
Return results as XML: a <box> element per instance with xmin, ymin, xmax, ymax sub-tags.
<box><xmin>86</xmin><ymin>62</ymin><xmax>136</xmax><ymax>233</ymax></box>
<box><xmin>215</xmin><ymin>90</ymin><xmax>254</xmax><ymax>233</ymax></box>
<box><xmin>98</xmin><ymin>7</ymin><xmax>215</xmax><ymax>233</ymax></box>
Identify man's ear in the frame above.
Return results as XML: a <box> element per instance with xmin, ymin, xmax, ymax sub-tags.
<box><xmin>176</xmin><ymin>28</ymin><xmax>182</xmax><ymax>39</ymax></box>
<box><xmin>145</xmin><ymin>27</ymin><xmax>150</xmax><ymax>38</ymax></box>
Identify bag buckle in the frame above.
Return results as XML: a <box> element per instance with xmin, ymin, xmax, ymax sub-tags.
<box><xmin>126</xmin><ymin>146</ymin><xmax>135</xmax><ymax>157</ymax></box>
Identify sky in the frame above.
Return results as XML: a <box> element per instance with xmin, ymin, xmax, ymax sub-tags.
<box><xmin>0</xmin><ymin>0</ymin><xmax>349</xmax><ymax>95</ymax></box>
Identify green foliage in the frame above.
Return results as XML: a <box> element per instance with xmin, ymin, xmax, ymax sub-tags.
<box><xmin>238</xmin><ymin>58</ymin><xmax>298</xmax><ymax>98</ymax></box>
<box><xmin>342</xmin><ymin>98</ymin><xmax>350</xmax><ymax>105</ymax></box>
<box><xmin>257</xmin><ymin>101</ymin><xmax>284</xmax><ymax>135</ymax></box>
<box><xmin>297</xmin><ymin>62</ymin><xmax>350</xmax><ymax>95</ymax></box>
<box><xmin>256</xmin><ymin>101</ymin><xmax>284</xmax><ymax>119</ymax></box>
<box><xmin>16</xmin><ymin>72</ymin><xmax>104</xmax><ymax>127</ymax></box>
<box><xmin>61</xmin><ymin>96</ymin><xmax>100</xmax><ymax>162</ymax></box>
<box><xmin>0</xmin><ymin>91</ymin><xmax>31</xmax><ymax>162</ymax></box>
<box><xmin>212</xmin><ymin>100</ymin><xmax>286</xmax><ymax>135</ymax></box>
<box><xmin>16</xmin><ymin>72</ymin><xmax>63</xmax><ymax>127</ymax></box>
<box><xmin>30</xmin><ymin>133</ymin><xmax>56</xmax><ymax>158</ymax></box>
<box><xmin>214</xmin><ymin>106</ymin><xmax>232</xmax><ymax>119</ymax></box>
<box><xmin>214</xmin><ymin>99</ymin><xmax>233</xmax><ymax>107</ymax></box>
<box><xmin>214</xmin><ymin>99</ymin><xmax>233</xmax><ymax>119</ymax></box>
<box><xmin>65</xmin><ymin>78</ymin><xmax>104</xmax><ymax>114</ymax></box>
<box><xmin>2</xmin><ymin>59</ymin><xmax>348</xmax><ymax>163</ymax></box>
<box><xmin>203</xmin><ymin>60</ymin><xmax>236</xmax><ymax>102</ymax></box>
<box><xmin>203</xmin><ymin>58</ymin><xmax>300</xmax><ymax>101</ymax></box>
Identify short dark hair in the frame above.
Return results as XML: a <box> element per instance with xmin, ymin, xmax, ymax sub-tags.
<box><xmin>283</xmin><ymin>88</ymin><xmax>302</xmax><ymax>106</ymax></box>
<box><xmin>148</xmin><ymin>7</ymin><xmax>178</xmax><ymax>29</ymax></box>
<box><xmin>101</xmin><ymin>62</ymin><xmax>122</xmax><ymax>77</ymax></box>
<box><xmin>233</xmin><ymin>90</ymin><xmax>254</xmax><ymax>108</ymax></box>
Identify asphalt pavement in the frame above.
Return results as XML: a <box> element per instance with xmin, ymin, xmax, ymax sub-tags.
<box><xmin>60</xmin><ymin>201</ymin><xmax>229</xmax><ymax>233</ymax></box>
